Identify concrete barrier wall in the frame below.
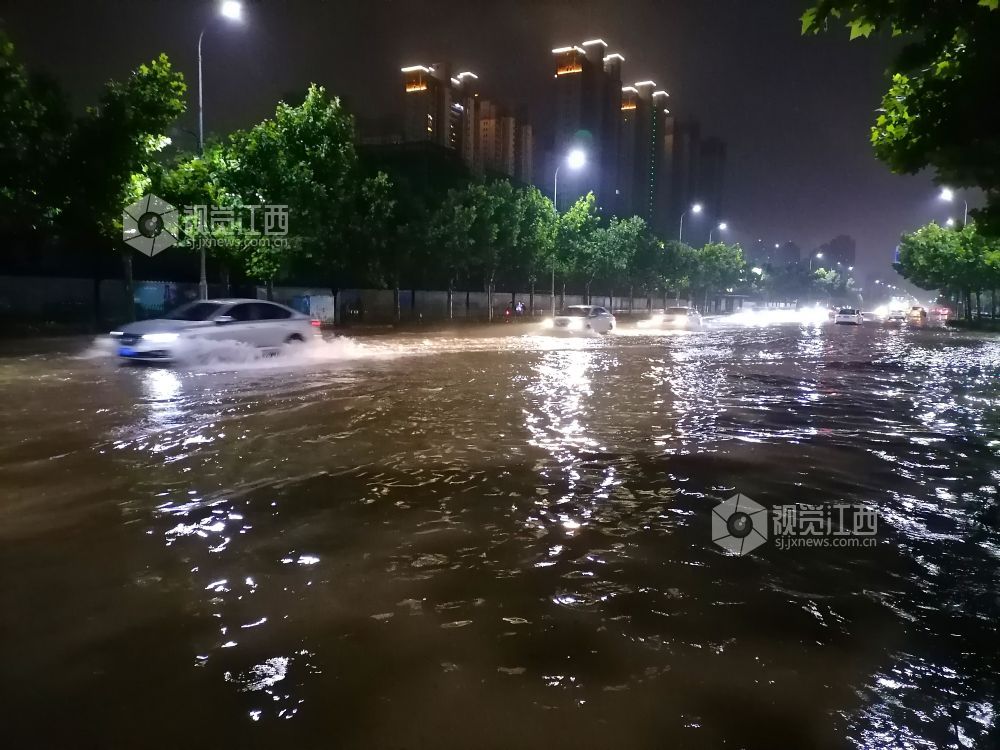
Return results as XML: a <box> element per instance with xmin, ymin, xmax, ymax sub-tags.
<box><xmin>0</xmin><ymin>276</ymin><xmax>698</xmax><ymax>327</ymax></box>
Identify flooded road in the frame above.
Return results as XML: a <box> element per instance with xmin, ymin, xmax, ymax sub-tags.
<box><xmin>1</xmin><ymin>322</ymin><xmax>998</xmax><ymax>749</ymax></box>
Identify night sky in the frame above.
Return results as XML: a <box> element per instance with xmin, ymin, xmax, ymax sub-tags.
<box><xmin>1</xmin><ymin>0</ymin><xmax>965</xmax><ymax>280</ymax></box>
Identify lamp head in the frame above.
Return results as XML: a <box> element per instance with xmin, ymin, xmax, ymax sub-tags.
<box><xmin>220</xmin><ymin>1</ymin><xmax>243</xmax><ymax>22</ymax></box>
<box><xmin>566</xmin><ymin>149</ymin><xmax>586</xmax><ymax>170</ymax></box>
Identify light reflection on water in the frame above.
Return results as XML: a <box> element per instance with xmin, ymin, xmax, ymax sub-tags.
<box><xmin>0</xmin><ymin>323</ymin><xmax>997</xmax><ymax>747</ymax></box>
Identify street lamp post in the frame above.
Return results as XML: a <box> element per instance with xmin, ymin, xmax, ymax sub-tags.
<box><xmin>809</xmin><ymin>252</ymin><xmax>824</xmax><ymax>271</ymax></box>
<box><xmin>197</xmin><ymin>0</ymin><xmax>243</xmax><ymax>299</ymax></box>
<box><xmin>552</xmin><ymin>148</ymin><xmax>586</xmax><ymax>316</ymax></box>
<box><xmin>708</xmin><ymin>221</ymin><xmax>727</xmax><ymax>243</ymax></box>
<box><xmin>940</xmin><ymin>187</ymin><xmax>969</xmax><ymax>227</ymax></box>
<box><xmin>678</xmin><ymin>203</ymin><xmax>703</xmax><ymax>243</ymax></box>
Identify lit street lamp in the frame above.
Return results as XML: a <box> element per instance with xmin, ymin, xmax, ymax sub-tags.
<box><xmin>708</xmin><ymin>221</ymin><xmax>728</xmax><ymax>243</ymax></box>
<box><xmin>809</xmin><ymin>251</ymin><xmax>823</xmax><ymax>271</ymax></box>
<box><xmin>197</xmin><ymin>0</ymin><xmax>244</xmax><ymax>299</ymax></box>
<box><xmin>678</xmin><ymin>203</ymin><xmax>703</xmax><ymax>242</ymax></box>
<box><xmin>939</xmin><ymin>187</ymin><xmax>969</xmax><ymax>227</ymax></box>
<box><xmin>552</xmin><ymin>148</ymin><xmax>586</xmax><ymax>315</ymax></box>
<box><xmin>945</xmin><ymin>217</ymin><xmax>956</xmax><ymax>228</ymax></box>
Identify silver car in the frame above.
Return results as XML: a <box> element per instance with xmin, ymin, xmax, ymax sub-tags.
<box><xmin>638</xmin><ymin>306</ymin><xmax>703</xmax><ymax>329</ymax></box>
<box><xmin>110</xmin><ymin>298</ymin><xmax>316</xmax><ymax>362</ymax></box>
<box><xmin>546</xmin><ymin>305</ymin><xmax>617</xmax><ymax>334</ymax></box>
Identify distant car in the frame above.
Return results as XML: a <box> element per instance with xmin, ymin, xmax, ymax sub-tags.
<box><xmin>885</xmin><ymin>308</ymin><xmax>907</xmax><ymax>323</ymax></box>
<box><xmin>110</xmin><ymin>298</ymin><xmax>317</xmax><ymax>362</ymax></box>
<box><xmin>834</xmin><ymin>307</ymin><xmax>863</xmax><ymax>325</ymax></box>
<box><xmin>640</xmin><ymin>306</ymin><xmax>703</xmax><ymax>329</ymax></box>
<box><xmin>908</xmin><ymin>306</ymin><xmax>928</xmax><ymax>320</ymax></box>
<box><xmin>548</xmin><ymin>305</ymin><xmax>616</xmax><ymax>334</ymax></box>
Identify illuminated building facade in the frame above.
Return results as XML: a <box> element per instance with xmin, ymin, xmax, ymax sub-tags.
<box><xmin>618</xmin><ymin>82</ymin><xmax>670</xmax><ymax>222</ymax></box>
<box><xmin>401</xmin><ymin>63</ymin><xmax>532</xmax><ymax>184</ymax></box>
<box><xmin>551</xmin><ymin>40</ymin><xmax>623</xmax><ymax>210</ymax></box>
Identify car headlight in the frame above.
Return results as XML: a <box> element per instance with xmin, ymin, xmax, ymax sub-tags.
<box><xmin>141</xmin><ymin>332</ymin><xmax>180</xmax><ymax>344</ymax></box>
<box><xmin>543</xmin><ymin>318</ymin><xmax>554</xmax><ymax>328</ymax></box>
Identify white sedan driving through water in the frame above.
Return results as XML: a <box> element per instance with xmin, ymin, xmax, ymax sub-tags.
<box><xmin>110</xmin><ymin>298</ymin><xmax>317</xmax><ymax>362</ymax></box>
<box><xmin>637</xmin><ymin>306</ymin><xmax>703</xmax><ymax>330</ymax></box>
<box><xmin>546</xmin><ymin>305</ymin><xmax>617</xmax><ymax>335</ymax></box>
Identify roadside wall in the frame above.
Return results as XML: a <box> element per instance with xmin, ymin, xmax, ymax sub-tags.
<box><xmin>0</xmin><ymin>275</ymin><xmax>702</xmax><ymax>328</ymax></box>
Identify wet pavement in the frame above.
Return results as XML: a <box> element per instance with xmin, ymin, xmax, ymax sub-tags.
<box><xmin>0</xmin><ymin>321</ymin><xmax>998</xmax><ymax>749</ymax></box>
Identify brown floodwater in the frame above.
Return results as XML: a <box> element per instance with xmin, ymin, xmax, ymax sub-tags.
<box><xmin>0</xmin><ymin>321</ymin><xmax>997</xmax><ymax>749</ymax></box>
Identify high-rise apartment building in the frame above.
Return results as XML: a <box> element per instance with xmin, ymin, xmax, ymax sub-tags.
<box><xmin>400</xmin><ymin>63</ymin><xmax>532</xmax><ymax>184</ymax></box>
<box><xmin>551</xmin><ymin>40</ymin><xmax>623</xmax><ymax>209</ymax></box>
<box><xmin>401</xmin><ymin>64</ymin><xmax>455</xmax><ymax>149</ymax></box>
<box><xmin>618</xmin><ymin>81</ymin><xmax>670</xmax><ymax>222</ymax></box>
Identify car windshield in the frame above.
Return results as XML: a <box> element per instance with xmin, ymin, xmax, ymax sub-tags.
<box><xmin>166</xmin><ymin>302</ymin><xmax>223</xmax><ymax>321</ymax></box>
<box><xmin>559</xmin><ymin>307</ymin><xmax>590</xmax><ymax>317</ymax></box>
<box><xmin>838</xmin><ymin>308</ymin><xmax>857</xmax><ymax>314</ymax></box>
<box><xmin>665</xmin><ymin>307</ymin><xmax>690</xmax><ymax>315</ymax></box>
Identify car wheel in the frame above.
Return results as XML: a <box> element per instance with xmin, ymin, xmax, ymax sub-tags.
<box><xmin>285</xmin><ymin>334</ymin><xmax>305</xmax><ymax>345</ymax></box>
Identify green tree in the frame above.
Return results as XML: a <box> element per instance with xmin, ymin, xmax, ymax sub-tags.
<box><xmin>0</xmin><ymin>31</ymin><xmax>70</xmax><ymax>244</ymax></box>
<box><xmin>473</xmin><ymin>180</ymin><xmax>523</xmax><ymax>319</ymax></box>
<box><xmin>504</xmin><ymin>186</ymin><xmax>557</xmax><ymax>314</ymax></box>
<box><xmin>659</xmin><ymin>241</ymin><xmax>697</xmax><ymax>302</ymax></box>
<box><xmin>60</xmin><ymin>53</ymin><xmax>186</xmax><ymax>319</ymax></box>
<box><xmin>555</xmin><ymin>193</ymin><xmax>601</xmax><ymax>303</ymax></box>
<box><xmin>803</xmin><ymin>0</ymin><xmax>1000</xmax><ymax>232</ymax></box>
<box><xmin>602</xmin><ymin>215</ymin><xmax>647</xmax><ymax>302</ymax></box>
<box><xmin>220</xmin><ymin>84</ymin><xmax>358</xmax><ymax>293</ymax></box>
<box><xmin>895</xmin><ymin>222</ymin><xmax>999</xmax><ymax>317</ymax></box>
<box><xmin>350</xmin><ymin>172</ymin><xmax>398</xmax><ymax>289</ymax></box>
<box><xmin>427</xmin><ymin>188</ymin><xmax>477</xmax><ymax>318</ymax></box>
<box><xmin>689</xmin><ymin>242</ymin><xmax>747</xmax><ymax>311</ymax></box>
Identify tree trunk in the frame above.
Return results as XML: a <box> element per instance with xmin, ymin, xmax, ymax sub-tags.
<box><xmin>529</xmin><ymin>280</ymin><xmax>535</xmax><ymax>316</ymax></box>
<box><xmin>220</xmin><ymin>264</ymin><xmax>231</xmax><ymax>296</ymax></box>
<box><xmin>975</xmin><ymin>291</ymin><xmax>981</xmax><ymax>318</ymax></box>
<box><xmin>629</xmin><ymin>285</ymin><xmax>635</xmax><ymax>314</ymax></box>
<box><xmin>120</xmin><ymin>247</ymin><xmax>135</xmax><ymax>322</ymax></box>
<box><xmin>393</xmin><ymin>286</ymin><xmax>401</xmax><ymax>323</ymax></box>
<box><xmin>266</xmin><ymin>279</ymin><xmax>274</xmax><ymax>301</ymax></box>
<box><xmin>561</xmin><ymin>282</ymin><xmax>566</xmax><ymax>310</ymax></box>
<box><xmin>447</xmin><ymin>283</ymin><xmax>454</xmax><ymax>320</ymax></box>
<box><xmin>966</xmin><ymin>290</ymin><xmax>973</xmax><ymax>320</ymax></box>
<box><xmin>585</xmin><ymin>281</ymin><xmax>591</xmax><ymax>304</ymax></box>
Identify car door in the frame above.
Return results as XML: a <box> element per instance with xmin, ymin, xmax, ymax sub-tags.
<box><xmin>591</xmin><ymin>307</ymin><xmax>610</xmax><ymax>333</ymax></box>
<box><xmin>251</xmin><ymin>302</ymin><xmax>294</xmax><ymax>347</ymax></box>
<box><xmin>212</xmin><ymin>302</ymin><xmax>261</xmax><ymax>346</ymax></box>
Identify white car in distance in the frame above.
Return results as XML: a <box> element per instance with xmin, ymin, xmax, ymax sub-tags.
<box><xmin>638</xmin><ymin>306</ymin><xmax>703</xmax><ymax>329</ymax></box>
<box><xmin>110</xmin><ymin>298</ymin><xmax>318</xmax><ymax>362</ymax></box>
<box><xmin>834</xmin><ymin>307</ymin><xmax>864</xmax><ymax>325</ymax></box>
<box><xmin>547</xmin><ymin>305</ymin><xmax>616</xmax><ymax>334</ymax></box>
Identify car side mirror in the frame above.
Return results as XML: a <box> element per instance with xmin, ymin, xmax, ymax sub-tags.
<box><xmin>215</xmin><ymin>315</ymin><xmax>235</xmax><ymax>325</ymax></box>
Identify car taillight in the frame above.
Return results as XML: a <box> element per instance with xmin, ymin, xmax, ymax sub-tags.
<box><xmin>310</xmin><ymin>319</ymin><xmax>322</xmax><ymax>327</ymax></box>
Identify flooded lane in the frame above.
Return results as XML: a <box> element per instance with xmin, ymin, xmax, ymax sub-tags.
<box><xmin>1</xmin><ymin>323</ymin><xmax>998</xmax><ymax>749</ymax></box>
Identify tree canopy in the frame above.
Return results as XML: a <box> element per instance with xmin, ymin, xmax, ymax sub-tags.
<box><xmin>803</xmin><ymin>0</ymin><xmax>1000</xmax><ymax>233</ymax></box>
